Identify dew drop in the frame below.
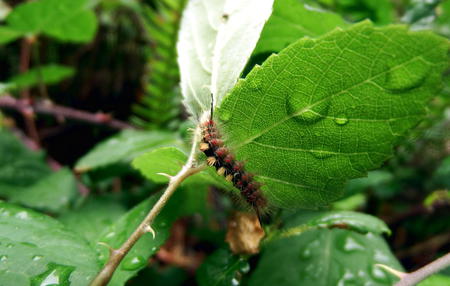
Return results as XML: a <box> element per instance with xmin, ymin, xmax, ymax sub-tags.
<box><xmin>151</xmin><ymin>247</ymin><xmax>157</xmax><ymax>252</ymax></box>
<box><xmin>121</xmin><ymin>255</ymin><xmax>147</xmax><ymax>271</ymax></box>
<box><xmin>300</xmin><ymin>248</ymin><xmax>312</xmax><ymax>259</ymax></box>
<box><xmin>6</xmin><ymin>244</ymin><xmax>13</xmax><ymax>249</ymax></box>
<box><xmin>333</xmin><ymin>114</ymin><xmax>349</xmax><ymax>126</ymax></box>
<box><xmin>311</xmin><ymin>150</ymin><xmax>333</xmax><ymax>159</ymax></box>
<box><xmin>231</xmin><ymin>277</ymin><xmax>240</xmax><ymax>286</ymax></box>
<box><xmin>341</xmin><ymin>237</ymin><xmax>364</xmax><ymax>252</ymax></box>
<box><xmin>219</xmin><ymin>109</ymin><xmax>232</xmax><ymax>122</ymax></box>
<box><xmin>0</xmin><ymin>255</ymin><xmax>7</xmax><ymax>262</ymax></box>
<box><xmin>32</xmin><ymin>255</ymin><xmax>43</xmax><ymax>261</ymax></box>
<box><xmin>337</xmin><ymin>270</ymin><xmax>356</xmax><ymax>286</ymax></box>
<box><xmin>370</xmin><ymin>264</ymin><xmax>389</xmax><ymax>282</ymax></box>
<box><xmin>31</xmin><ymin>263</ymin><xmax>75</xmax><ymax>286</ymax></box>
<box><xmin>15</xmin><ymin>211</ymin><xmax>29</xmax><ymax>220</ymax></box>
<box><xmin>382</xmin><ymin>59</ymin><xmax>429</xmax><ymax>92</ymax></box>
<box><xmin>238</xmin><ymin>260</ymin><xmax>250</xmax><ymax>274</ymax></box>
<box><xmin>287</xmin><ymin>95</ymin><xmax>330</xmax><ymax>124</ymax></box>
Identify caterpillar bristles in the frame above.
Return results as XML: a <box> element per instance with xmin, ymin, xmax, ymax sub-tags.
<box><xmin>200</xmin><ymin>116</ymin><xmax>268</xmax><ymax>216</ymax></box>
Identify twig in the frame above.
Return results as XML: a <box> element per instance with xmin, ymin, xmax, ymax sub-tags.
<box><xmin>19</xmin><ymin>37</ymin><xmax>41</xmax><ymax>144</ymax></box>
<box><xmin>0</xmin><ymin>95</ymin><xmax>134</xmax><ymax>130</ymax></box>
<box><xmin>377</xmin><ymin>252</ymin><xmax>450</xmax><ymax>286</ymax></box>
<box><xmin>89</xmin><ymin>127</ymin><xmax>204</xmax><ymax>286</ymax></box>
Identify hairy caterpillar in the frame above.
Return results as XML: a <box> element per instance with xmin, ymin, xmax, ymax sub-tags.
<box><xmin>199</xmin><ymin>101</ymin><xmax>267</xmax><ymax>217</ymax></box>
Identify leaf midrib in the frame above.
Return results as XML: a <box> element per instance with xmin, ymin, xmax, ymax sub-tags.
<box><xmin>234</xmin><ymin>52</ymin><xmax>436</xmax><ymax>150</ymax></box>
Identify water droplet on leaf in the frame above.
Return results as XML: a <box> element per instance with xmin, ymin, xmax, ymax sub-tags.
<box><xmin>333</xmin><ymin>115</ymin><xmax>349</xmax><ymax>126</ymax></box>
<box><xmin>121</xmin><ymin>255</ymin><xmax>146</xmax><ymax>271</ymax></box>
<box><xmin>287</xmin><ymin>95</ymin><xmax>330</xmax><ymax>124</ymax></box>
<box><xmin>31</xmin><ymin>263</ymin><xmax>75</xmax><ymax>286</ymax></box>
<box><xmin>341</xmin><ymin>237</ymin><xmax>364</xmax><ymax>252</ymax></box>
<box><xmin>382</xmin><ymin>59</ymin><xmax>429</xmax><ymax>92</ymax></box>
<box><xmin>311</xmin><ymin>150</ymin><xmax>333</xmax><ymax>159</ymax></box>
<box><xmin>0</xmin><ymin>255</ymin><xmax>7</xmax><ymax>262</ymax></box>
<box><xmin>32</xmin><ymin>255</ymin><xmax>43</xmax><ymax>261</ymax></box>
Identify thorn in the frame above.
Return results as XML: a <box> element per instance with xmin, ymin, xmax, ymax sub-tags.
<box><xmin>144</xmin><ymin>224</ymin><xmax>156</xmax><ymax>239</ymax></box>
<box><xmin>97</xmin><ymin>242</ymin><xmax>115</xmax><ymax>254</ymax></box>
<box><xmin>156</xmin><ymin>173</ymin><xmax>172</xmax><ymax>179</ymax></box>
<box><xmin>375</xmin><ymin>264</ymin><xmax>406</xmax><ymax>279</ymax></box>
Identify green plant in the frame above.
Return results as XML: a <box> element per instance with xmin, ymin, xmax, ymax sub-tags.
<box><xmin>0</xmin><ymin>0</ymin><xmax>449</xmax><ymax>286</ymax></box>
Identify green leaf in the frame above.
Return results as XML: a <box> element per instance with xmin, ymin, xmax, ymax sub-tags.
<box><xmin>132</xmin><ymin>147</ymin><xmax>187</xmax><ymax>183</ymax></box>
<box><xmin>8</xmin><ymin>64</ymin><xmax>75</xmax><ymax>90</ymax></box>
<box><xmin>306</xmin><ymin>211</ymin><xmax>390</xmax><ymax>235</ymax></box>
<box><xmin>418</xmin><ymin>274</ymin><xmax>450</xmax><ymax>286</ymax></box>
<box><xmin>75</xmin><ymin>130</ymin><xmax>182</xmax><ymax>172</ymax></box>
<box><xmin>0</xmin><ymin>129</ymin><xmax>51</xmax><ymax>190</ymax></box>
<box><xmin>249</xmin><ymin>228</ymin><xmax>401</xmax><ymax>286</ymax></box>
<box><xmin>196</xmin><ymin>248</ymin><xmax>250</xmax><ymax>286</ymax></box>
<box><xmin>177</xmin><ymin>0</ymin><xmax>274</xmax><ymax>117</ymax></box>
<box><xmin>0</xmin><ymin>26</ymin><xmax>23</xmax><ymax>45</ymax></box>
<box><xmin>432</xmin><ymin>156</ymin><xmax>450</xmax><ymax>189</ymax></box>
<box><xmin>6</xmin><ymin>0</ymin><xmax>97</xmax><ymax>43</ymax></box>
<box><xmin>344</xmin><ymin>170</ymin><xmax>395</xmax><ymax>198</ymax></box>
<box><xmin>0</xmin><ymin>168</ymin><xmax>77</xmax><ymax>214</ymax></box>
<box><xmin>254</xmin><ymin>0</ymin><xmax>348</xmax><ymax>55</ymax></box>
<box><xmin>0</xmin><ymin>202</ymin><xmax>99</xmax><ymax>286</ymax></box>
<box><xmin>59</xmin><ymin>197</ymin><xmax>127</xmax><ymax>244</ymax></box>
<box><xmin>96</xmin><ymin>186</ymin><xmax>208</xmax><ymax>286</ymax></box>
<box><xmin>218</xmin><ymin>22</ymin><xmax>449</xmax><ymax>209</ymax></box>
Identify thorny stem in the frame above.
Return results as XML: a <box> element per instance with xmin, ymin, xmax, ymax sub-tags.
<box><xmin>0</xmin><ymin>95</ymin><xmax>133</xmax><ymax>130</ymax></box>
<box><xmin>90</xmin><ymin>127</ymin><xmax>204</xmax><ymax>286</ymax></box>
<box><xmin>377</xmin><ymin>252</ymin><xmax>450</xmax><ymax>286</ymax></box>
<box><xmin>395</xmin><ymin>252</ymin><xmax>450</xmax><ymax>286</ymax></box>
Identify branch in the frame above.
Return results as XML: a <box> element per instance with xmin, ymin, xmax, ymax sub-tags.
<box><xmin>89</xmin><ymin>127</ymin><xmax>204</xmax><ymax>286</ymax></box>
<box><xmin>377</xmin><ymin>252</ymin><xmax>450</xmax><ymax>286</ymax></box>
<box><xmin>0</xmin><ymin>95</ymin><xmax>134</xmax><ymax>130</ymax></box>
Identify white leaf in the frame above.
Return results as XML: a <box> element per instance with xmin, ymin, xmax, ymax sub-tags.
<box><xmin>177</xmin><ymin>0</ymin><xmax>274</xmax><ymax>119</ymax></box>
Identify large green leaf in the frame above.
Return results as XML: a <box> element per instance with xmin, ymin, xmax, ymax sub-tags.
<box><xmin>75</xmin><ymin>130</ymin><xmax>182</xmax><ymax>172</ymax></box>
<box><xmin>6</xmin><ymin>0</ymin><xmax>97</xmax><ymax>43</ymax></box>
<box><xmin>217</xmin><ymin>22</ymin><xmax>449</xmax><ymax>208</ymax></box>
<box><xmin>0</xmin><ymin>168</ymin><xmax>77</xmax><ymax>214</ymax></box>
<box><xmin>0</xmin><ymin>129</ymin><xmax>51</xmax><ymax>190</ymax></box>
<box><xmin>177</xmin><ymin>0</ymin><xmax>274</xmax><ymax>117</ymax></box>
<box><xmin>0</xmin><ymin>202</ymin><xmax>99</xmax><ymax>286</ymax></box>
<box><xmin>95</xmin><ymin>186</ymin><xmax>208</xmax><ymax>286</ymax></box>
<box><xmin>8</xmin><ymin>64</ymin><xmax>75</xmax><ymax>90</ymax></box>
<box><xmin>132</xmin><ymin>147</ymin><xmax>188</xmax><ymax>184</ymax></box>
<box><xmin>196</xmin><ymin>248</ymin><xmax>250</xmax><ymax>286</ymax></box>
<box><xmin>254</xmin><ymin>0</ymin><xmax>348</xmax><ymax>55</ymax></box>
<box><xmin>59</xmin><ymin>197</ymin><xmax>127</xmax><ymax>244</ymax></box>
<box><xmin>249</xmin><ymin>228</ymin><xmax>401</xmax><ymax>286</ymax></box>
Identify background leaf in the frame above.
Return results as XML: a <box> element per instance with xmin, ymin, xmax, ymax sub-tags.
<box><xmin>177</xmin><ymin>0</ymin><xmax>274</xmax><ymax>117</ymax></box>
<box><xmin>0</xmin><ymin>129</ymin><xmax>51</xmax><ymax>190</ymax></box>
<box><xmin>0</xmin><ymin>168</ymin><xmax>77</xmax><ymax>214</ymax></box>
<box><xmin>218</xmin><ymin>22</ymin><xmax>449</xmax><ymax>208</ymax></box>
<box><xmin>0</xmin><ymin>202</ymin><xmax>99</xmax><ymax>286</ymax></box>
<box><xmin>249</xmin><ymin>228</ymin><xmax>401</xmax><ymax>286</ymax></box>
<box><xmin>6</xmin><ymin>0</ymin><xmax>97</xmax><ymax>43</ymax></box>
<box><xmin>196</xmin><ymin>248</ymin><xmax>250</xmax><ymax>286</ymax></box>
<box><xmin>59</xmin><ymin>197</ymin><xmax>127</xmax><ymax>244</ymax></box>
<box><xmin>253</xmin><ymin>0</ymin><xmax>348</xmax><ymax>55</ymax></box>
<box><xmin>95</xmin><ymin>186</ymin><xmax>208</xmax><ymax>286</ymax></box>
<box><xmin>8</xmin><ymin>64</ymin><xmax>75</xmax><ymax>90</ymax></box>
<box><xmin>75</xmin><ymin>130</ymin><xmax>182</xmax><ymax>172</ymax></box>
<box><xmin>132</xmin><ymin>147</ymin><xmax>187</xmax><ymax>183</ymax></box>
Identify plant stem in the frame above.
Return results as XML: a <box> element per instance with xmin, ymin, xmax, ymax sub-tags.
<box><xmin>395</xmin><ymin>252</ymin><xmax>450</xmax><ymax>286</ymax></box>
<box><xmin>0</xmin><ymin>95</ymin><xmax>133</xmax><ymax>130</ymax></box>
<box><xmin>90</xmin><ymin>127</ymin><xmax>204</xmax><ymax>286</ymax></box>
